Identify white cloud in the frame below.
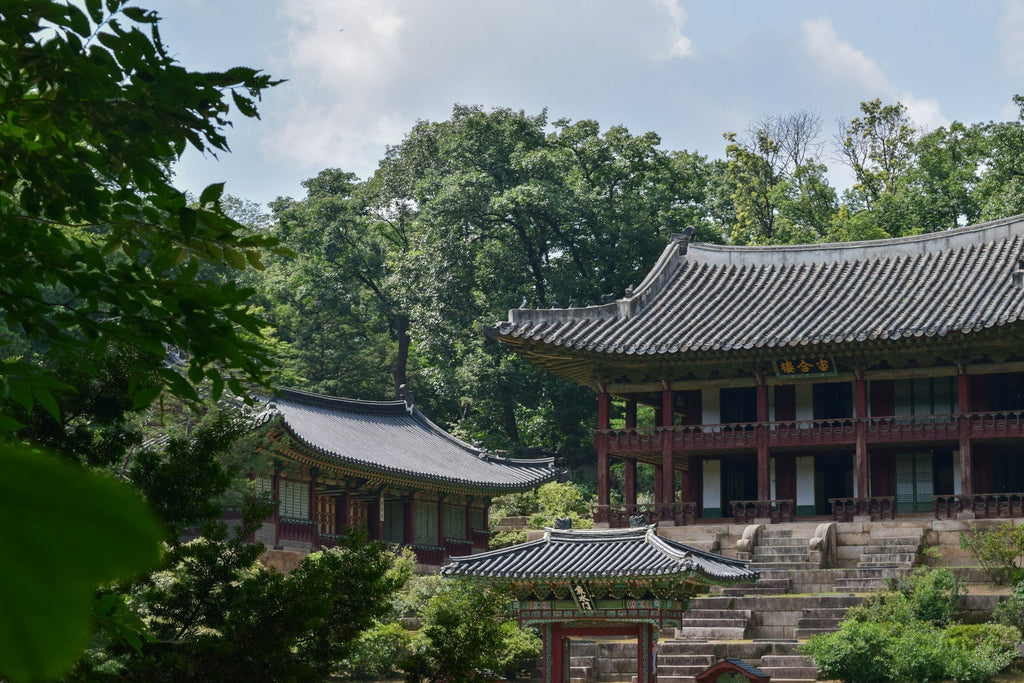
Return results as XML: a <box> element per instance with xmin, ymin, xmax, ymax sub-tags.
<box><xmin>800</xmin><ymin>17</ymin><xmax>947</xmax><ymax>131</ymax></box>
<box><xmin>1000</xmin><ymin>0</ymin><xmax>1024</xmax><ymax>76</ymax></box>
<box><xmin>800</xmin><ymin>18</ymin><xmax>889</xmax><ymax>93</ymax></box>
<box><xmin>655</xmin><ymin>0</ymin><xmax>694</xmax><ymax>59</ymax></box>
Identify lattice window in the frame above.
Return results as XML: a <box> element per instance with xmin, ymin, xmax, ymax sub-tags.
<box><xmin>443</xmin><ymin>504</ymin><xmax>466</xmax><ymax>540</ymax></box>
<box><xmin>413</xmin><ymin>501</ymin><xmax>438</xmax><ymax>545</ymax></box>
<box><xmin>279</xmin><ymin>479</ymin><xmax>309</xmax><ymax>519</ymax></box>
<box><xmin>383</xmin><ymin>500</ymin><xmax>405</xmax><ymax>543</ymax></box>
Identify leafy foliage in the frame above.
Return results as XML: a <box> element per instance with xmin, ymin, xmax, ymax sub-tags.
<box><xmin>803</xmin><ymin>569</ymin><xmax>1014</xmax><ymax>683</ymax></box>
<box><xmin>0</xmin><ymin>446</ymin><xmax>162</xmax><ymax>681</ymax></box>
<box><xmin>0</xmin><ymin>0</ymin><xmax>283</xmax><ymax>418</ymax></box>
<box><xmin>959</xmin><ymin>522</ymin><xmax>1024</xmax><ymax>585</ymax></box>
<box><xmin>400</xmin><ymin>579</ymin><xmax>540</xmax><ymax>682</ymax></box>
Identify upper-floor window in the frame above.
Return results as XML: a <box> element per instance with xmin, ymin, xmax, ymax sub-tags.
<box><xmin>720</xmin><ymin>386</ymin><xmax>757</xmax><ymax>423</ymax></box>
<box><xmin>894</xmin><ymin>377</ymin><xmax>956</xmax><ymax>416</ymax></box>
<box><xmin>813</xmin><ymin>382</ymin><xmax>852</xmax><ymax>419</ymax></box>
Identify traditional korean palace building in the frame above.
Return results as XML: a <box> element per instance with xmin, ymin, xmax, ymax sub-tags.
<box><xmin>252</xmin><ymin>387</ymin><xmax>556</xmax><ymax>565</ymax></box>
<box><xmin>489</xmin><ymin>215</ymin><xmax>1024</xmax><ymax>525</ymax></box>
<box><xmin>441</xmin><ymin>524</ymin><xmax>755</xmax><ymax>683</ymax></box>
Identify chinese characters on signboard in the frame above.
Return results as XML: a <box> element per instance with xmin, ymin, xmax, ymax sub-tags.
<box><xmin>774</xmin><ymin>357</ymin><xmax>837</xmax><ymax>378</ymax></box>
<box><xmin>571</xmin><ymin>583</ymin><xmax>595</xmax><ymax>611</ymax></box>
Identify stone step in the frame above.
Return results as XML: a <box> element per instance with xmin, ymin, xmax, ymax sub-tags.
<box><xmin>674</xmin><ymin>626</ymin><xmax>749</xmax><ymax>640</ymax></box>
<box><xmin>795</xmin><ymin>626</ymin><xmax>840</xmax><ymax>638</ymax></box>
<box><xmin>657</xmin><ymin>654</ymin><xmax>719</xmax><ymax>666</ymax></box>
<box><xmin>749</xmin><ymin>560</ymin><xmax>813</xmax><ymax>570</ymax></box>
<box><xmin>679</xmin><ymin>610</ymin><xmax>753</xmax><ymax>622</ymax></box>
<box><xmin>801</xmin><ymin>607</ymin><xmax>850</xmax><ymax>619</ymax></box>
<box><xmin>758</xmin><ymin>535</ymin><xmax>810</xmax><ymax>547</ymax></box>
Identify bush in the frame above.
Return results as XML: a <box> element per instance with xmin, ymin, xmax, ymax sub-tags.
<box><xmin>847</xmin><ymin>567</ymin><xmax>963</xmax><ymax>627</ymax></box>
<box><xmin>993</xmin><ymin>580</ymin><xmax>1024</xmax><ymax>637</ymax></box>
<box><xmin>886</xmin><ymin>624</ymin><xmax>946</xmax><ymax>683</ymax></box>
<box><xmin>343</xmin><ymin>621</ymin><xmax>413</xmax><ymax>680</ymax></box>
<box><xmin>802</xmin><ymin>620</ymin><xmax>894</xmax><ymax>683</ymax></box>
<box><xmin>959</xmin><ymin>521</ymin><xmax>1024</xmax><ymax>585</ymax></box>
<box><xmin>399</xmin><ymin>580</ymin><xmax>540</xmax><ymax>682</ymax></box>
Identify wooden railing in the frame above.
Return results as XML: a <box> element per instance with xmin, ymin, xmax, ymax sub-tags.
<box><xmin>600</xmin><ymin>411</ymin><xmax>1024</xmax><ymax>453</ymax></box>
<box><xmin>730</xmin><ymin>499</ymin><xmax>794</xmax><ymax>524</ymax></box>
<box><xmin>443</xmin><ymin>538</ymin><xmax>473</xmax><ymax>558</ymax></box>
<box><xmin>597</xmin><ymin>502</ymin><xmax>698</xmax><ymax>528</ymax></box>
<box><xmin>278</xmin><ymin>516</ymin><xmax>316</xmax><ymax>543</ymax></box>
<box><xmin>934</xmin><ymin>493</ymin><xmax>1024</xmax><ymax>519</ymax></box>
<box><xmin>828</xmin><ymin>497</ymin><xmax>896</xmax><ymax>522</ymax></box>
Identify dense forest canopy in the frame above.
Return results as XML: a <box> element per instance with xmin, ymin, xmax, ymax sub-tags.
<box><xmin>248</xmin><ymin>97</ymin><xmax>1024</xmax><ymax>473</ymax></box>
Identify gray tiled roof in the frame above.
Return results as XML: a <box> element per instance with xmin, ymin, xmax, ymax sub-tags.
<box><xmin>265</xmin><ymin>388</ymin><xmax>556</xmax><ymax>492</ymax></box>
<box><xmin>493</xmin><ymin>216</ymin><xmax>1024</xmax><ymax>360</ymax></box>
<box><xmin>440</xmin><ymin>525</ymin><xmax>755</xmax><ymax>581</ymax></box>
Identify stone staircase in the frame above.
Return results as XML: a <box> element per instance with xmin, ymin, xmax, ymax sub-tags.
<box><xmin>758</xmin><ymin>653</ymin><xmax>819</xmax><ymax>683</ymax></box>
<box><xmin>674</xmin><ymin>597</ymin><xmax>752</xmax><ymax>640</ymax></box>
<box><xmin>832</xmin><ymin>528</ymin><xmax>924</xmax><ymax>592</ymax></box>
<box><xmin>748</xmin><ymin>527</ymin><xmax>815</xmax><ymax>570</ymax></box>
<box><xmin>568</xmin><ymin>640</ymin><xmax>636</xmax><ymax>682</ymax></box>
<box><xmin>793</xmin><ymin>595</ymin><xmax>862</xmax><ymax>639</ymax></box>
<box><xmin>714</xmin><ymin>570</ymin><xmax>791</xmax><ymax>596</ymax></box>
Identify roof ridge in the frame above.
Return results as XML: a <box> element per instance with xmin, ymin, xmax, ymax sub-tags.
<box><xmin>274</xmin><ymin>387</ymin><xmax>410</xmax><ymax>415</ymax></box>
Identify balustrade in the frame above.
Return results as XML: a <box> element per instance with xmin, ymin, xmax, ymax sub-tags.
<box><xmin>730</xmin><ymin>499</ymin><xmax>794</xmax><ymax>524</ymax></box>
<box><xmin>828</xmin><ymin>497</ymin><xmax>896</xmax><ymax>522</ymax></box>
<box><xmin>601</xmin><ymin>411</ymin><xmax>1024</xmax><ymax>454</ymax></box>
<box><xmin>934</xmin><ymin>493</ymin><xmax>1024</xmax><ymax>519</ymax></box>
<box><xmin>597</xmin><ymin>502</ymin><xmax>697</xmax><ymax>528</ymax></box>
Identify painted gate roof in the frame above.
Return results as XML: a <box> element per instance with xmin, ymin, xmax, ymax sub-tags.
<box><xmin>263</xmin><ymin>387</ymin><xmax>557</xmax><ymax>492</ymax></box>
<box><xmin>440</xmin><ymin>525</ymin><xmax>755</xmax><ymax>581</ymax></box>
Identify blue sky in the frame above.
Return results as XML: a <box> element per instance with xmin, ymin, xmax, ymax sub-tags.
<box><xmin>147</xmin><ymin>0</ymin><xmax>1024</xmax><ymax>209</ymax></box>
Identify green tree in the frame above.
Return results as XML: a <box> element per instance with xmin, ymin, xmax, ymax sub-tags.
<box><xmin>0</xmin><ymin>2</ymin><xmax>282</xmax><ymax>678</ymax></box>
<box><xmin>400</xmin><ymin>580</ymin><xmax>540</xmax><ymax>682</ymax></box>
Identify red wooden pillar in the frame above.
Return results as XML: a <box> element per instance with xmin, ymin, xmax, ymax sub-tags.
<box><xmin>756</xmin><ymin>381</ymin><xmax>770</xmax><ymax>501</ymax></box>
<box><xmin>335</xmin><ymin>490</ymin><xmax>350</xmax><ymax>534</ymax></box>
<box><xmin>308</xmin><ymin>467</ymin><xmax>319</xmax><ymax>549</ymax></box>
<box><xmin>550</xmin><ymin>623</ymin><xmax>565</xmax><ymax>683</ymax></box>
<box><xmin>661</xmin><ymin>388</ymin><xmax>675</xmax><ymax>518</ymax></box>
<box><xmin>272</xmin><ymin>460</ymin><xmax>282</xmax><ymax>549</ymax></box>
<box><xmin>637</xmin><ymin>623</ymin><xmax>654</xmax><ymax>683</ymax></box>
<box><xmin>624</xmin><ymin>399</ymin><xmax>638</xmax><ymax>510</ymax></box>
<box><xmin>597</xmin><ymin>391</ymin><xmax>612</xmax><ymax>522</ymax></box>
<box><xmin>958</xmin><ymin>371</ymin><xmax>973</xmax><ymax>496</ymax></box>
<box><xmin>854</xmin><ymin>374</ymin><xmax>870</xmax><ymax>499</ymax></box>
<box><xmin>437</xmin><ymin>496</ymin><xmax>446</xmax><ymax>552</ymax></box>
<box><xmin>403</xmin><ymin>500</ymin><xmax>414</xmax><ymax>544</ymax></box>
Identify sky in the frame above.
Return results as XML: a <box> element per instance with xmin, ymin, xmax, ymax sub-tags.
<box><xmin>147</xmin><ymin>0</ymin><xmax>1024</xmax><ymax>210</ymax></box>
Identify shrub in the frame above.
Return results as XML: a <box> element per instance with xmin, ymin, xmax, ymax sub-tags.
<box><xmin>886</xmin><ymin>624</ymin><xmax>946</xmax><ymax>683</ymax></box>
<box><xmin>343</xmin><ymin>621</ymin><xmax>413</xmax><ymax>680</ymax></box>
<box><xmin>959</xmin><ymin>521</ymin><xmax>1024</xmax><ymax>585</ymax></box>
<box><xmin>802</xmin><ymin>620</ymin><xmax>894</xmax><ymax>683</ymax></box>
<box><xmin>399</xmin><ymin>580</ymin><xmax>540</xmax><ymax>682</ymax></box>
<box><xmin>846</xmin><ymin>568</ymin><xmax>963</xmax><ymax>628</ymax></box>
<box><xmin>993</xmin><ymin>580</ymin><xmax>1024</xmax><ymax>637</ymax></box>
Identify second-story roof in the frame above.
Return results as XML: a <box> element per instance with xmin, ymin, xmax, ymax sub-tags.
<box><xmin>490</xmin><ymin>215</ymin><xmax>1024</xmax><ymax>386</ymax></box>
<box><xmin>259</xmin><ymin>387</ymin><xmax>557</xmax><ymax>494</ymax></box>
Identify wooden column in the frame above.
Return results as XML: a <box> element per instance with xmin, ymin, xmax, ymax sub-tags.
<box><xmin>958</xmin><ymin>370</ymin><xmax>973</xmax><ymax>496</ymax></box>
<box><xmin>335</xmin><ymin>490</ymin><xmax>350</xmax><ymax>533</ymax></box>
<box><xmin>624</xmin><ymin>398</ymin><xmax>638</xmax><ymax>511</ymax></box>
<box><xmin>437</xmin><ymin>496</ymin><xmax>446</xmax><ymax>551</ymax></box>
<box><xmin>596</xmin><ymin>392</ymin><xmax>611</xmax><ymax>523</ymax></box>
<box><xmin>854</xmin><ymin>374</ymin><xmax>870</xmax><ymax>499</ymax></box>
<box><xmin>624</xmin><ymin>459</ymin><xmax>637</xmax><ymax>509</ymax></box>
<box><xmin>756</xmin><ymin>380</ymin><xmax>770</xmax><ymax>501</ymax></box>
<box><xmin>661</xmin><ymin>388</ymin><xmax>675</xmax><ymax>518</ymax></box>
<box><xmin>625</xmin><ymin>400</ymin><xmax>637</xmax><ymax>429</ymax></box>
<box><xmin>272</xmin><ymin>460</ymin><xmax>283</xmax><ymax>549</ymax></box>
<box><xmin>638</xmin><ymin>623</ymin><xmax>654</xmax><ymax>683</ymax></box>
<box><xmin>308</xmin><ymin>467</ymin><xmax>320</xmax><ymax>549</ymax></box>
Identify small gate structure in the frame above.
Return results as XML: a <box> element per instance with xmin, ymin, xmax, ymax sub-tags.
<box><xmin>441</xmin><ymin>524</ymin><xmax>756</xmax><ymax>683</ymax></box>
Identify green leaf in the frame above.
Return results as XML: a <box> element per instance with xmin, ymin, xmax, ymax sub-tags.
<box><xmin>0</xmin><ymin>446</ymin><xmax>162</xmax><ymax>681</ymax></box>
<box><xmin>199</xmin><ymin>182</ymin><xmax>225</xmax><ymax>206</ymax></box>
